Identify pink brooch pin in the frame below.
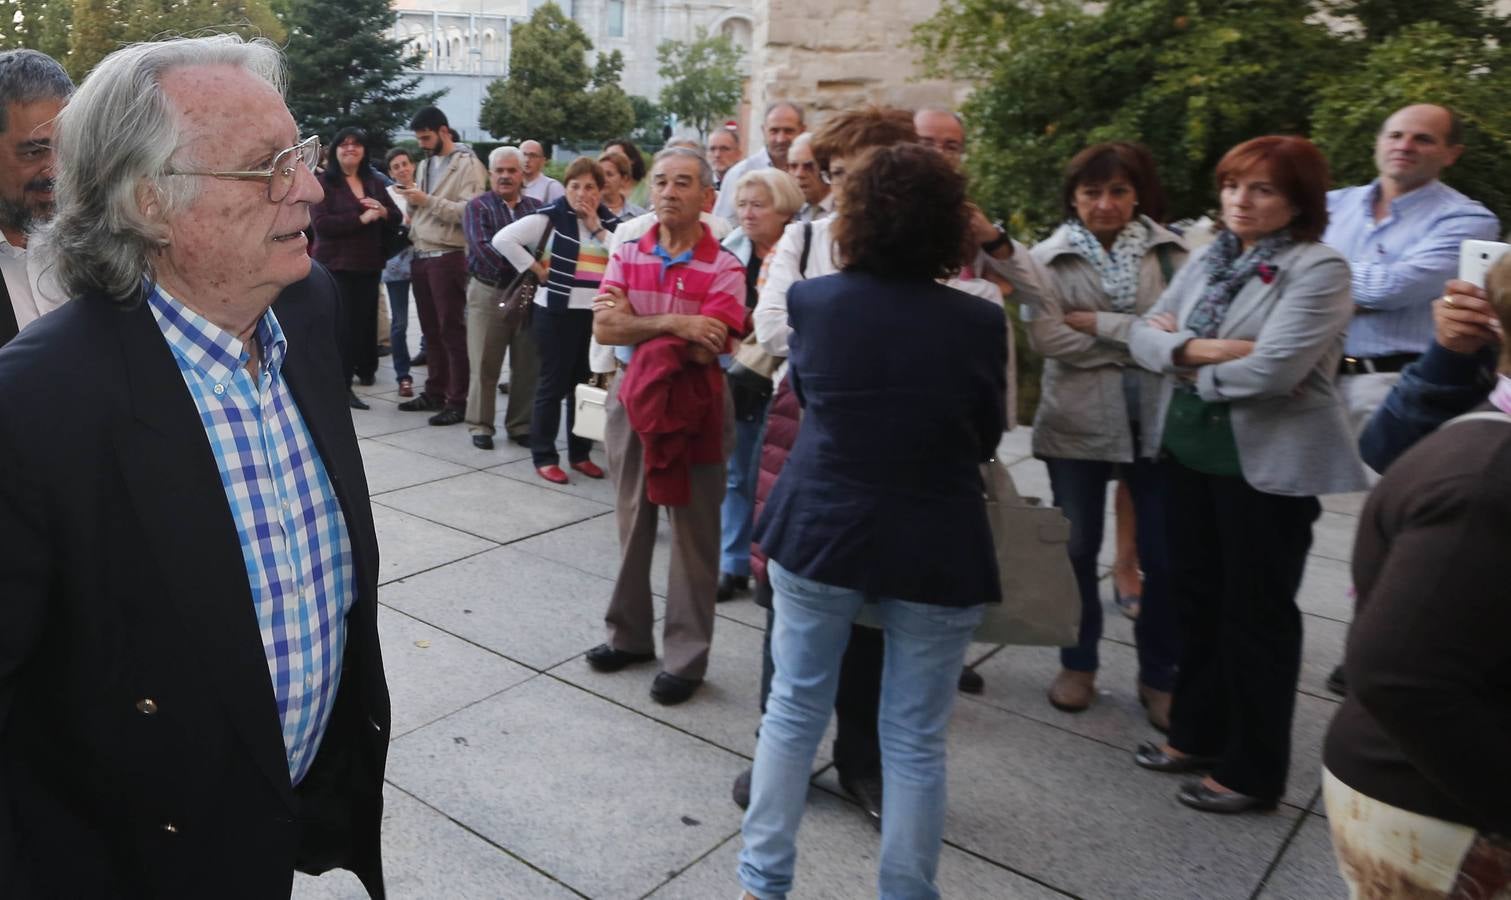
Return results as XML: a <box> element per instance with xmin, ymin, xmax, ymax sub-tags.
<box><xmin>1257</xmin><ymin>264</ymin><xmax>1277</xmax><ymax>284</ymax></box>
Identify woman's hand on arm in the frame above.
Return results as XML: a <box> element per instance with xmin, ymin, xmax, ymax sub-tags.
<box><xmin>1063</xmin><ymin>310</ymin><xmax>1098</xmax><ymax>334</ymax></box>
<box><xmin>1174</xmin><ymin>339</ymin><xmax>1256</xmax><ymax>367</ymax></box>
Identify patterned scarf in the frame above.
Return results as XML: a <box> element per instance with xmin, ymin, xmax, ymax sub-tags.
<box><xmin>1064</xmin><ymin>217</ymin><xmax>1153</xmax><ymax>313</ymax></box>
<box><xmin>1184</xmin><ymin>229</ymin><xmax>1293</xmax><ymax>339</ymax></box>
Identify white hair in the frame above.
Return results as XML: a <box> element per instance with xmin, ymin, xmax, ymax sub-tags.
<box><xmin>36</xmin><ymin>35</ymin><xmax>286</xmax><ymax>304</ymax></box>
<box><xmin>489</xmin><ymin>145</ymin><xmax>525</xmax><ymax>168</ymax></box>
<box><xmin>733</xmin><ymin>168</ymin><xmax>803</xmax><ymax>218</ymax></box>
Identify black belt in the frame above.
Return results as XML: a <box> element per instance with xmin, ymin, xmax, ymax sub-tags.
<box><xmin>1338</xmin><ymin>353</ymin><xmax>1419</xmax><ymax>376</ymax></box>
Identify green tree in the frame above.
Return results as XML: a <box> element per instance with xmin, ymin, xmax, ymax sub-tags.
<box><xmin>1312</xmin><ymin>22</ymin><xmax>1511</xmax><ymax>225</ymax></box>
<box><xmin>1322</xmin><ymin>0</ymin><xmax>1511</xmax><ymax>43</ymax></box>
<box><xmin>917</xmin><ymin>0</ymin><xmax>1346</xmax><ymax>237</ymax></box>
<box><xmin>479</xmin><ymin>2</ymin><xmax>634</xmax><ymax>150</ymax></box>
<box><xmin>627</xmin><ymin>94</ymin><xmax>667</xmax><ymax>148</ymax></box>
<box><xmin>656</xmin><ymin>28</ymin><xmax>742</xmax><ymax>138</ymax></box>
<box><xmin>1</xmin><ymin>0</ymin><xmax>71</xmax><ymax>59</ymax></box>
<box><xmin>65</xmin><ymin>0</ymin><xmax>287</xmax><ymax>82</ymax></box>
<box><xmin>281</xmin><ymin>0</ymin><xmax>437</xmax><ymax>148</ymax></box>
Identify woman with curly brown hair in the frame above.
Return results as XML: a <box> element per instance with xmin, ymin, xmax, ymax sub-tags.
<box><xmin>737</xmin><ymin>142</ymin><xmax>1007</xmax><ymax>900</ymax></box>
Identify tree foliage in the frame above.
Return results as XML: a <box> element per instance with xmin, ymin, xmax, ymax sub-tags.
<box><xmin>281</xmin><ymin>0</ymin><xmax>437</xmax><ymax>148</ymax></box>
<box><xmin>627</xmin><ymin>94</ymin><xmax>667</xmax><ymax>148</ymax></box>
<box><xmin>0</xmin><ymin>0</ymin><xmax>71</xmax><ymax>60</ymax></box>
<box><xmin>62</xmin><ymin>0</ymin><xmax>286</xmax><ymax>82</ymax></box>
<box><xmin>656</xmin><ymin>28</ymin><xmax>743</xmax><ymax>138</ymax></box>
<box><xmin>916</xmin><ymin>0</ymin><xmax>1511</xmax><ymax>237</ymax></box>
<box><xmin>1312</xmin><ymin>22</ymin><xmax>1511</xmax><ymax>226</ymax></box>
<box><xmin>479</xmin><ymin>2</ymin><xmax>633</xmax><ymax>150</ymax></box>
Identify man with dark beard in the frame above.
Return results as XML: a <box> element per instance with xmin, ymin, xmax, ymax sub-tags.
<box><xmin>0</xmin><ymin>50</ymin><xmax>71</xmax><ymax>347</ymax></box>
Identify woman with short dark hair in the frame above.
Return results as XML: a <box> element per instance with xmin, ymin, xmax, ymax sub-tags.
<box><xmin>1128</xmin><ymin>135</ymin><xmax>1366</xmax><ymax>814</ymax></box>
<box><xmin>1016</xmin><ymin>141</ymin><xmax>1188</xmax><ymax>725</ymax></box>
<box><xmin>737</xmin><ymin>142</ymin><xmax>1007</xmax><ymax>900</ymax></box>
<box><xmin>494</xmin><ymin>156</ymin><xmax>620</xmax><ymax>483</ymax></box>
<box><xmin>382</xmin><ymin>146</ymin><xmax>417</xmax><ymax>397</ymax></box>
<box><xmin>311</xmin><ymin>126</ymin><xmax>401</xmax><ymax>409</ymax></box>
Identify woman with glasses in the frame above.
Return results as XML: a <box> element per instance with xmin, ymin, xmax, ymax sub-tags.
<box><xmin>310</xmin><ymin>127</ymin><xmax>401</xmax><ymax>409</ymax></box>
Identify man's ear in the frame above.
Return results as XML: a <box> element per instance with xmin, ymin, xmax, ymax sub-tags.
<box><xmin>137</xmin><ymin>179</ymin><xmax>172</xmax><ymax>246</ymax></box>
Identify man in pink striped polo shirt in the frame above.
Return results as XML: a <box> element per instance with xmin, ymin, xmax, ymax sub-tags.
<box><xmin>587</xmin><ymin>147</ymin><xmax>748</xmax><ymax>705</ymax></box>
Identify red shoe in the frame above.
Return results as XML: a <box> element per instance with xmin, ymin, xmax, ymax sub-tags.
<box><xmin>570</xmin><ymin>460</ymin><xmax>605</xmax><ymax>479</ymax></box>
<box><xmin>536</xmin><ymin>465</ymin><xmax>569</xmax><ymax>484</ymax></box>
<box><xmin>397</xmin><ymin>376</ymin><xmax>414</xmax><ymax>398</ymax></box>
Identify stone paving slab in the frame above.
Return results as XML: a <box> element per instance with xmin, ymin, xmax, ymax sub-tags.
<box><xmin>1257</xmin><ymin>813</ymin><xmax>1349</xmax><ymax>899</ymax></box>
<box><xmin>376</xmin><ymin>470</ymin><xmax>610</xmax><ymax>545</ymax></box>
<box><xmin>292</xmin><ymin>785</ymin><xmax>583</xmax><ymax>900</ymax></box>
<box><xmin>384</xmin><ymin>676</ymin><xmax>749</xmax><ymax>900</ymax></box>
<box><xmin>359</xmin><ymin>438</ymin><xmax>471</xmax><ymax>496</ymax></box>
<box><xmin>371</xmin><ymin>503</ymin><xmax>497</xmax><ymax>586</ymax></box>
<box><xmin>511</xmin><ymin>511</ymin><xmax>674</xmax><ymax>600</ymax></box>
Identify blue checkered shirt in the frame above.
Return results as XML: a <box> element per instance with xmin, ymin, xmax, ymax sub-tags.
<box><xmin>1324</xmin><ymin>179</ymin><xmax>1500</xmax><ymax>357</ymax></box>
<box><xmin>147</xmin><ymin>286</ymin><xmax>354</xmax><ymax>786</ymax></box>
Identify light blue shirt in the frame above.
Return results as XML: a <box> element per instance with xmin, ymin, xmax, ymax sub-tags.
<box><xmin>147</xmin><ymin>286</ymin><xmax>354</xmax><ymax>785</ymax></box>
<box><xmin>1323</xmin><ymin>179</ymin><xmax>1500</xmax><ymax>357</ymax></box>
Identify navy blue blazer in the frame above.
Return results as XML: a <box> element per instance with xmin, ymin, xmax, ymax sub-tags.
<box><xmin>753</xmin><ymin>270</ymin><xmax>1008</xmax><ymax>608</ymax></box>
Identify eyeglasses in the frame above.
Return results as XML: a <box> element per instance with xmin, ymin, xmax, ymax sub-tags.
<box><xmin>168</xmin><ymin>135</ymin><xmax>322</xmax><ymax>202</ymax></box>
<box><xmin>789</xmin><ymin>160</ymin><xmax>818</xmax><ymax>174</ymax></box>
<box><xmin>820</xmin><ymin>168</ymin><xmax>847</xmax><ymax>186</ymax></box>
<box><xmin>522</xmin><ymin>151</ymin><xmax>544</xmax><ymax>159</ymax></box>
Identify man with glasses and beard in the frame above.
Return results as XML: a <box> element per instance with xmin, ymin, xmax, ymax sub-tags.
<box><xmin>0</xmin><ymin>49</ymin><xmax>72</xmax><ymax>348</ymax></box>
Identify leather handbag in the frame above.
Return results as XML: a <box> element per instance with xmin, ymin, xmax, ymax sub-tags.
<box><xmin>723</xmin><ymin>221</ymin><xmax>814</xmax><ymax>413</ymax></box>
<box><xmin>572</xmin><ymin>383</ymin><xmax>608</xmax><ymax>442</ymax></box>
<box><xmin>973</xmin><ymin>459</ymin><xmax>1081</xmax><ymax>646</ymax></box>
<box><xmin>498</xmin><ymin>219</ymin><xmax>555</xmax><ymax>328</ymax></box>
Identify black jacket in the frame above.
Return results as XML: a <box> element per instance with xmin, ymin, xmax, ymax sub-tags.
<box><xmin>0</xmin><ymin>264</ymin><xmax>389</xmax><ymax>898</ymax></box>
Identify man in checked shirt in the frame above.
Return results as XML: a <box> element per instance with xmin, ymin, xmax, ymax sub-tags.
<box><xmin>0</xmin><ymin>36</ymin><xmax>389</xmax><ymax>898</ymax></box>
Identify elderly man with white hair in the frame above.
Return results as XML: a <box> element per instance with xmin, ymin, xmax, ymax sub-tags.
<box><xmin>0</xmin><ymin>36</ymin><xmax>389</xmax><ymax>897</ymax></box>
<box><xmin>462</xmin><ymin>144</ymin><xmax>543</xmax><ymax>450</ymax></box>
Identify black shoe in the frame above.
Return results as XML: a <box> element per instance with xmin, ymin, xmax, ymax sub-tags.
<box><xmin>1177</xmin><ymin>779</ymin><xmax>1277</xmax><ymax>814</ymax></box>
<box><xmin>508</xmin><ymin>434</ymin><xmax>532</xmax><ymax>447</ymax></box>
<box><xmin>357</xmin><ymin>374</ymin><xmax>376</xmax><ymax>386</ymax></box>
<box><xmin>428</xmin><ymin>407</ymin><xmax>464</xmax><ymax>426</ymax></box>
<box><xmin>1134</xmin><ymin>742</ymin><xmax>1219</xmax><ymax>774</ymax></box>
<box><xmin>398</xmin><ymin>393</ymin><xmax>443</xmax><ymax>412</ymax></box>
<box><xmin>584</xmin><ymin>643</ymin><xmax>656</xmax><ymax>673</ymax></box>
<box><xmin>411</xmin><ymin>351</ymin><xmax>427</xmax><ymax>366</ymax></box>
<box><xmin>472</xmin><ymin>434</ymin><xmax>494</xmax><ymax>450</ymax></box>
<box><xmin>716</xmin><ymin>573</ymin><xmax>748</xmax><ymax>602</ymax></box>
<box><xmin>347</xmin><ymin>390</ymin><xmax>370</xmax><ymax>410</ymax></box>
<box><xmin>837</xmin><ymin>770</ymin><xmax>882</xmax><ymax>831</ymax></box>
<box><xmin>650</xmin><ymin>671</ymin><xmax>702</xmax><ymax>705</ymax></box>
<box><xmin>958</xmin><ymin>665</ymin><xmax>985</xmax><ymax>695</ymax></box>
<box><xmin>1326</xmin><ymin>664</ymin><xmax>1347</xmax><ymax>696</ymax></box>
<box><xmin>376</xmin><ymin>345</ymin><xmax>391</xmax><ymax>357</ymax></box>
<box><xmin>498</xmin><ymin>382</ymin><xmax>510</xmax><ymax>395</ymax></box>
<box><xmin>732</xmin><ymin>767</ymin><xmax>752</xmax><ymax>810</ymax></box>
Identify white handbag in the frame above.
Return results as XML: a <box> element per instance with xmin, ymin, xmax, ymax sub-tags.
<box><xmin>572</xmin><ymin>383</ymin><xmax>608</xmax><ymax>442</ymax></box>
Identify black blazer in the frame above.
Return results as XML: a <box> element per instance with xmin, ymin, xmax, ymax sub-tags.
<box><xmin>752</xmin><ymin>270</ymin><xmax>1008</xmax><ymax>608</ymax></box>
<box><xmin>0</xmin><ymin>264</ymin><xmax>390</xmax><ymax>898</ymax></box>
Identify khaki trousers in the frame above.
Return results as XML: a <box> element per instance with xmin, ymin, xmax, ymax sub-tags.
<box><xmin>603</xmin><ymin>377</ymin><xmax>734</xmax><ymax>680</ymax></box>
<box><xmin>464</xmin><ymin>278</ymin><xmax>539</xmax><ymax>438</ymax></box>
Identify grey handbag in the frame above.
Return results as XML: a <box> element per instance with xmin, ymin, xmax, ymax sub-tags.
<box><xmin>973</xmin><ymin>459</ymin><xmax>1081</xmax><ymax>646</ymax></box>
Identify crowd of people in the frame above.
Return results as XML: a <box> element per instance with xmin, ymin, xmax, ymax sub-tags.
<box><xmin>0</xmin><ymin>33</ymin><xmax>1507</xmax><ymax>900</ymax></box>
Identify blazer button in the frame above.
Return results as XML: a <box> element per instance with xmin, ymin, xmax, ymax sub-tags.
<box><xmin>368</xmin><ymin>716</ymin><xmax>383</xmax><ymax>733</ymax></box>
<box><xmin>136</xmin><ymin>698</ymin><xmax>159</xmax><ymax>716</ymax></box>
<box><xmin>160</xmin><ymin>822</ymin><xmax>178</xmax><ymax>834</ymax></box>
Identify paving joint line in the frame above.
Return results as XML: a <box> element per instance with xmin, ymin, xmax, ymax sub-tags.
<box><xmin>1249</xmin><ymin>784</ymin><xmax>1323</xmax><ymax>899</ymax></box>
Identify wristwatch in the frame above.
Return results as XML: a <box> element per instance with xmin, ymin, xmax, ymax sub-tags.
<box><xmin>981</xmin><ymin>221</ymin><xmax>1010</xmax><ymax>254</ymax></box>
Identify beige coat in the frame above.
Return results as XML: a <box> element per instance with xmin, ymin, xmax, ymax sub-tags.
<box><xmin>1006</xmin><ymin>220</ymin><xmax>1188</xmax><ymax>462</ymax></box>
<box><xmin>409</xmin><ymin>144</ymin><xmax>487</xmax><ymax>253</ymax></box>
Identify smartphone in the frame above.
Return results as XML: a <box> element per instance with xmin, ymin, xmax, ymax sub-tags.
<box><xmin>1459</xmin><ymin>239</ymin><xmax>1510</xmax><ymax>287</ymax></box>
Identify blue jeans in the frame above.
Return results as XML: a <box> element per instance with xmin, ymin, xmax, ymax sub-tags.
<box><xmin>739</xmin><ymin>561</ymin><xmax>982</xmax><ymax>900</ymax></box>
<box><xmin>719</xmin><ymin>397</ymin><xmax>768</xmax><ymax>576</ymax></box>
<box><xmin>385</xmin><ymin>279</ymin><xmax>411</xmax><ymax>381</ymax></box>
<box><xmin>1043</xmin><ymin>455</ymin><xmax>1178</xmax><ymax>692</ymax></box>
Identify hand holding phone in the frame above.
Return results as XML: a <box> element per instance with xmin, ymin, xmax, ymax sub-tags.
<box><xmin>1458</xmin><ymin>239</ymin><xmax>1510</xmax><ymax>288</ymax></box>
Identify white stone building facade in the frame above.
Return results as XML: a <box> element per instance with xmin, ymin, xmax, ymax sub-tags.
<box><xmin>392</xmin><ymin>0</ymin><xmax>755</xmax><ymax>142</ymax></box>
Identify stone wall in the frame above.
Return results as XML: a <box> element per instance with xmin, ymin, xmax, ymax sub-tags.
<box><xmin>746</xmin><ymin>0</ymin><xmax>968</xmax><ymax>135</ymax></box>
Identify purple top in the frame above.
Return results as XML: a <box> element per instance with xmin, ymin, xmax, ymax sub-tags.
<box><xmin>311</xmin><ymin>169</ymin><xmax>402</xmax><ymax>273</ymax></box>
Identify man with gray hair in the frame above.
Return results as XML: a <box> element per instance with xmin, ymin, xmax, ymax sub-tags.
<box><xmin>786</xmin><ymin>133</ymin><xmax>832</xmax><ymax>222</ymax></box>
<box><xmin>0</xmin><ymin>36</ymin><xmax>389</xmax><ymax>896</ymax></box>
<box><xmin>462</xmin><ymin>144</ymin><xmax>542</xmax><ymax>449</ymax></box>
<box><xmin>0</xmin><ymin>49</ymin><xmax>72</xmax><ymax>347</ymax></box>
<box><xmin>587</xmin><ymin>147</ymin><xmax>749</xmax><ymax>706</ymax></box>
<box><xmin>713</xmin><ymin>101</ymin><xmax>804</xmax><ymax>221</ymax></box>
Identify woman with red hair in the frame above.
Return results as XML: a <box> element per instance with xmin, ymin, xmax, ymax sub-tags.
<box><xmin>1127</xmin><ymin>136</ymin><xmax>1367</xmax><ymax>814</ymax></box>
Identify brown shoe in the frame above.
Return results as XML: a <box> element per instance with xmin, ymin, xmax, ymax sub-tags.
<box><xmin>1048</xmin><ymin>669</ymin><xmax>1096</xmax><ymax>712</ymax></box>
<box><xmin>1139</xmin><ymin>682</ymin><xmax>1173</xmax><ymax>732</ymax></box>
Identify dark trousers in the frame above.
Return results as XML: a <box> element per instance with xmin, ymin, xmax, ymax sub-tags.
<box><xmin>332</xmin><ymin>269</ymin><xmax>380</xmax><ymax>386</ymax></box>
<box><xmin>1164</xmin><ymin>461</ymin><xmax>1319</xmax><ymax>801</ymax></box>
<box><xmin>385</xmin><ymin>279</ymin><xmax>411</xmax><ymax>381</ymax></box>
<box><xmin>529</xmin><ymin>307</ymin><xmax>593</xmax><ymax>467</ymax></box>
<box><xmin>1044</xmin><ymin>455</ymin><xmax>1178</xmax><ymax>691</ymax></box>
<box><xmin>760</xmin><ymin>605</ymin><xmax>883</xmax><ymax>778</ymax></box>
<box><xmin>410</xmin><ymin>251</ymin><xmax>470</xmax><ymax>409</ymax></box>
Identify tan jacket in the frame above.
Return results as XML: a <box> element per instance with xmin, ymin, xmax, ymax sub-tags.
<box><xmin>1002</xmin><ymin>219</ymin><xmax>1188</xmax><ymax>462</ymax></box>
<box><xmin>409</xmin><ymin>144</ymin><xmax>487</xmax><ymax>253</ymax></box>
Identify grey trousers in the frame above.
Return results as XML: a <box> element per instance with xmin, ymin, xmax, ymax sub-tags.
<box><xmin>603</xmin><ymin>377</ymin><xmax>734</xmax><ymax>680</ymax></box>
<box><xmin>464</xmin><ymin>278</ymin><xmax>539</xmax><ymax>438</ymax></box>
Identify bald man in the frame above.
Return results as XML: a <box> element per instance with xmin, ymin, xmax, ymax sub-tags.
<box><xmin>520</xmin><ymin>139</ymin><xmax>564</xmax><ymax>204</ymax></box>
